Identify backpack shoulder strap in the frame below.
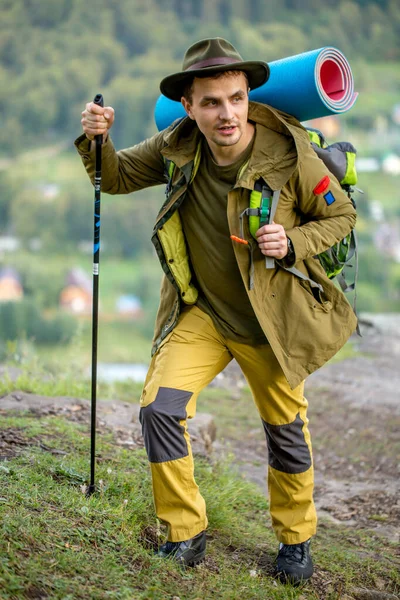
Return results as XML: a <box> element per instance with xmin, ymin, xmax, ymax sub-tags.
<box><xmin>265</xmin><ymin>188</ymin><xmax>281</xmax><ymax>269</ymax></box>
<box><xmin>280</xmin><ymin>264</ymin><xmax>323</xmax><ymax>291</ymax></box>
<box><xmin>163</xmin><ymin>140</ymin><xmax>202</xmax><ymax>192</ymax></box>
<box><xmin>240</xmin><ymin>177</ymin><xmax>282</xmax><ymax>269</ymax></box>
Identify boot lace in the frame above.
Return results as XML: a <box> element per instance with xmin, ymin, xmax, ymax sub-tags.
<box><xmin>279</xmin><ymin>542</ymin><xmax>306</xmax><ymax>563</ymax></box>
<box><xmin>163</xmin><ymin>541</ymin><xmax>180</xmax><ymax>552</ymax></box>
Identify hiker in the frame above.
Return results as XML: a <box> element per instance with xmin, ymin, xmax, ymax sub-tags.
<box><xmin>75</xmin><ymin>37</ymin><xmax>357</xmax><ymax>585</ymax></box>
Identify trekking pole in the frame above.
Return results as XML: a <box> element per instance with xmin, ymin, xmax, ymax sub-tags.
<box><xmin>87</xmin><ymin>93</ymin><xmax>104</xmax><ymax>497</ymax></box>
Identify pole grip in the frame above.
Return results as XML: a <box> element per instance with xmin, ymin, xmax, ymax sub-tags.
<box><xmin>92</xmin><ymin>94</ymin><xmax>103</xmax><ymax>265</ymax></box>
<box><xmin>93</xmin><ymin>94</ymin><xmax>104</xmax><ymax>146</ymax></box>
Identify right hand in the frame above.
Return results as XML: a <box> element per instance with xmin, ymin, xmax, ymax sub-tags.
<box><xmin>81</xmin><ymin>102</ymin><xmax>115</xmax><ymax>141</ymax></box>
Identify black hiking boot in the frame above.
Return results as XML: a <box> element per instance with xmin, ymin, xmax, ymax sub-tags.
<box><xmin>155</xmin><ymin>530</ymin><xmax>206</xmax><ymax>567</ymax></box>
<box><xmin>275</xmin><ymin>539</ymin><xmax>313</xmax><ymax>585</ymax></box>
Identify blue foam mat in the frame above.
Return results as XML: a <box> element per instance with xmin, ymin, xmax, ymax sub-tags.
<box><xmin>154</xmin><ymin>47</ymin><xmax>357</xmax><ymax>131</ymax></box>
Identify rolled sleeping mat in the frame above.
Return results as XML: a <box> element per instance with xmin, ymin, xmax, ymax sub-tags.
<box><xmin>154</xmin><ymin>46</ymin><xmax>358</xmax><ymax>130</ymax></box>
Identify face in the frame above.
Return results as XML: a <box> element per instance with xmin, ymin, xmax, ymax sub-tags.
<box><xmin>181</xmin><ymin>72</ymin><xmax>253</xmax><ymax>162</ymax></box>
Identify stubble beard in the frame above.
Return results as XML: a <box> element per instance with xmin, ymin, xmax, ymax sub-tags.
<box><xmin>212</xmin><ymin>124</ymin><xmax>242</xmax><ymax>147</ymax></box>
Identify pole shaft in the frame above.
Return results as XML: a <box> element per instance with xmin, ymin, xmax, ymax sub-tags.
<box><xmin>90</xmin><ymin>273</ymin><xmax>99</xmax><ymax>487</ymax></box>
<box><xmin>88</xmin><ymin>94</ymin><xmax>103</xmax><ymax>496</ymax></box>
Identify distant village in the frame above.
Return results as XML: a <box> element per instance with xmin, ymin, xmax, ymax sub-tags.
<box><xmin>0</xmin><ymin>265</ymin><xmax>143</xmax><ymax>319</ymax></box>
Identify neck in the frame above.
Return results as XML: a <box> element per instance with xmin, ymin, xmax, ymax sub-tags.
<box><xmin>208</xmin><ymin>122</ymin><xmax>255</xmax><ymax>166</ymax></box>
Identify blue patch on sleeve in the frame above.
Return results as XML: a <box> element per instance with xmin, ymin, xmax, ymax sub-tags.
<box><xmin>324</xmin><ymin>191</ymin><xmax>336</xmax><ymax>206</ymax></box>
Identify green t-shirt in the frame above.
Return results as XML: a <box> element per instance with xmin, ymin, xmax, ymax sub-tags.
<box><xmin>179</xmin><ymin>139</ymin><xmax>268</xmax><ymax>345</ymax></box>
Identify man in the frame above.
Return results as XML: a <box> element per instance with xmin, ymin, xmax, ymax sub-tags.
<box><xmin>75</xmin><ymin>38</ymin><xmax>357</xmax><ymax>584</ymax></box>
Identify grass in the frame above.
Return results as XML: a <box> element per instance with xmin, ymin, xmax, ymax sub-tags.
<box><xmin>0</xmin><ymin>351</ymin><xmax>145</xmax><ymax>407</ymax></box>
<box><xmin>33</xmin><ymin>318</ymin><xmax>153</xmax><ymax>366</ymax></box>
<box><xmin>197</xmin><ymin>386</ymin><xmax>263</xmax><ymax>443</ymax></box>
<box><xmin>1</xmin><ymin>411</ymin><xmax>399</xmax><ymax>600</ymax></box>
<box><xmin>355</xmin><ymin>171</ymin><xmax>400</xmax><ymax>215</ymax></box>
<box><xmin>5</xmin><ymin>147</ymin><xmax>89</xmax><ymax>186</ymax></box>
<box><xmin>0</xmin><ymin>415</ymin><xmax>274</xmax><ymax>600</ymax></box>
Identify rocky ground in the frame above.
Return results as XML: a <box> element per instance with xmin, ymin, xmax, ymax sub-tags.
<box><xmin>1</xmin><ymin>314</ymin><xmax>399</xmax><ymax>551</ymax></box>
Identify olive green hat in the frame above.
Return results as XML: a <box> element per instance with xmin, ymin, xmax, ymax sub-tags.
<box><xmin>160</xmin><ymin>37</ymin><xmax>270</xmax><ymax>101</ymax></box>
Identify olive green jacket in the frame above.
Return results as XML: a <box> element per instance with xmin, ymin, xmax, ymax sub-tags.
<box><xmin>75</xmin><ymin>102</ymin><xmax>357</xmax><ymax>389</ymax></box>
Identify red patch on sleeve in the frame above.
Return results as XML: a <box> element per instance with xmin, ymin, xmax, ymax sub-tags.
<box><xmin>313</xmin><ymin>175</ymin><xmax>330</xmax><ymax>195</ymax></box>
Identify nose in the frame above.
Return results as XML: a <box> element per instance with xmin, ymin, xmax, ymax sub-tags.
<box><xmin>219</xmin><ymin>101</ymin><xmax>234</xmax><ymax>121</ymax></box>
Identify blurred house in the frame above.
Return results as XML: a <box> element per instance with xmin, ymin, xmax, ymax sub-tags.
<box><xmin>382</xmin><ymin>153</ymin><xmax>400</xmax><ymax>176</ymax></box>
<box><xmin>0</xmin><ymin>267</ymin><xmax>23</xmax><ymax>302</ymax></box>
<box><xmin>116</xmin><ymin>294</ymin><xmax>143</xmax><ymax>319</ymax></box>
<box><xmin>356</xmin><ymin>157</ymin><xmax>380</xmax><ymax>173</ymax></box>
<box><xmin>35</xmin><ymin>183</ymin><xmax>60</xmax><ymax>202</ymax></box>
<box><xmin>369</xmin><ymin>201</ymin><xmax>384</xmax><ymax>223</ymax></box>
<box><xmin>0</xmin><ymin>236</ymin><xmax>21</xmax><ymax>254</ymax></box>
<box><xmin>373</xmin><ymin>222</ymin><xmax>400</xmax><ymax>263</ymax></box>
<box><xmin>59</xmin><ymin>267</ymin><xmax>92</xmax><ymax>314</ymax></box>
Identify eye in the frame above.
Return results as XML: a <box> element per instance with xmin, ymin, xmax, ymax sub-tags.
<box><xmin>201</xmin><ymin>99</ymin><xmax>217</xmax><ymax>107</ymax></box>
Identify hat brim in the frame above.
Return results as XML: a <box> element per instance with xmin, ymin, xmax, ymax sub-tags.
<box><xmin>160</xmin><ymin>61</ymin><xmax>270</xmax><ymax>102</ymax></box>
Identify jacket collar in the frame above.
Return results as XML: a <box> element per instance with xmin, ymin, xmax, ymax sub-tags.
<box><xmin>161</xmin><ymin>117</ymin><xmax>202</xmax><ymax>168</ymax></box>
<box><xmin>161</xmin><ymin>102</ymin><xmax>309</xmax><ymax>190</ymax></box>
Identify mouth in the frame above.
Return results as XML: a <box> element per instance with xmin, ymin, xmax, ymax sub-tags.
<box><xmin>217</xmin><ymin>125</ymin><xmax>237</xmax><ymax>135</ymax></box>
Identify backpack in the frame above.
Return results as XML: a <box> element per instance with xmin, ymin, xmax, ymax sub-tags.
<box><xmin>306</xmin><ymin>127</ymin><xmax>359</xmax><ymax>294</ymax></box>
<box><xmin>163</xmin><ymin>126</ymin><xmax>359</xmax><ymax>299</ymax></box>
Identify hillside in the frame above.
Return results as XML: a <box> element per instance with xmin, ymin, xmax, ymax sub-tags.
<box><xmin>0</xmin><ymin>314</ymin><xmax>399</xmax><ymax>599</ymax></box>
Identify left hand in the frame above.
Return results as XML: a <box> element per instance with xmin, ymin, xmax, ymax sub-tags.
<box><xmin>255</xmin><ymin>222</ymin><xmax>288</xmax><ymax>259</ymax></box>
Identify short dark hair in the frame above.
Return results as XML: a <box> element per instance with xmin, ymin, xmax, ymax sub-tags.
<box><xmin>182</xmin><ymin>70</ymin><xmax>249</xmax><ymax>104</ymax></box>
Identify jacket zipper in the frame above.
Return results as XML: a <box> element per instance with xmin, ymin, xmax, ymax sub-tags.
<box><xmin>155</xmin><ymin>179</ymin><xmax>187</xmax><ymax>229</ymax></box>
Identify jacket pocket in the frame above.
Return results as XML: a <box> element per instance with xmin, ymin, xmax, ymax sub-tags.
<box><xmin>298</xmin><ymin>279</ymin><xmax>332</xmax><ymax>313</ymax></box>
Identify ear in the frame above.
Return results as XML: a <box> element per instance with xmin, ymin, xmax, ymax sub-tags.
<box><xmin>181</xmin><ymin>97</ymin><xmax>195</xmax><ymax>120</ymax></box>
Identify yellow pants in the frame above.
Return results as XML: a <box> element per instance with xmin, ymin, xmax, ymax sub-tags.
<box><xmin>139</xmin><ymin>305</ymin><xmax>317</xmax><ymax>544</ymax></box>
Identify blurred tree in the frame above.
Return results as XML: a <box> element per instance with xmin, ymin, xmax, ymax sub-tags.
<box><xmin>227</xmin><ymin>0</ymin><xmax>251</xmax><ymax>21</ymax></box>
<box><xmin>0</xmin><ymin>118</ymin><xmax>23</xmax><ymax>156</ymax></box>
<box><xmin>0</xmin><ymin>0</ymin><xmax>399</xmax><ymax>156</ymax></box>
<box><xmin>104</xmin><ymin>76</ymin><xmax>158</xmax><ymax>148</ymax></box>
<box><xmin>102</xmin><ymin>191</ymin><xmax>159</xmax><ymax>258</ymax></box>
<box><xmin>202</xmin><ymin>0</ymin><xmax>222</xmax><ymax>22</ymax></box>
<box><xmin>24</xmin><ymin>0</ymin><xmax>72</xmax><ymax>28</ymax></box>
<box><xmin>10</xmin><ymin>188</ymin><xmax>66</xmax><ymax>249</ymax></box>
<box><xmin>250</xmin><ymin>0</ymin><xmax>286</xmax><ymax>22</ymax></box>
<box><xmin>232</xmin><ymin>20</ymin><xmax>309</xmax><ymax>61</ymax></box>
<box><xmin>338</xmin><ymin>1</ymin><xmax>364</xmax><ymax>56</ymax></box>
<box><xmin>0</xmin><ymin>172</ymin><xmax>16</xmax><ymax>233</ymax></box>
<box><xmin>0</xmin><ymin>299</ymin><xmax>77</xmax><ymax>344</ymax></box>
<box><xmin>63</xmin><ymin>185</ymin><xmax>93</xmax><ymax>245</ymax></box>
<box><xmin>286</xmin><ymin>0</ymin><xmax>324</xmax><ymax>10</ymax></box>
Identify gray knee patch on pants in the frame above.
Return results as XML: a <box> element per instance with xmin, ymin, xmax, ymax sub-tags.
<box><xmin>262</xmin><ymin>413</ymin><xmax>312</xmax><ymax>474</ymax></box>
<box><xmin>139</xmin><ymin>386</ymin><xmax>192</xmax><ymax>463</ymax></box>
